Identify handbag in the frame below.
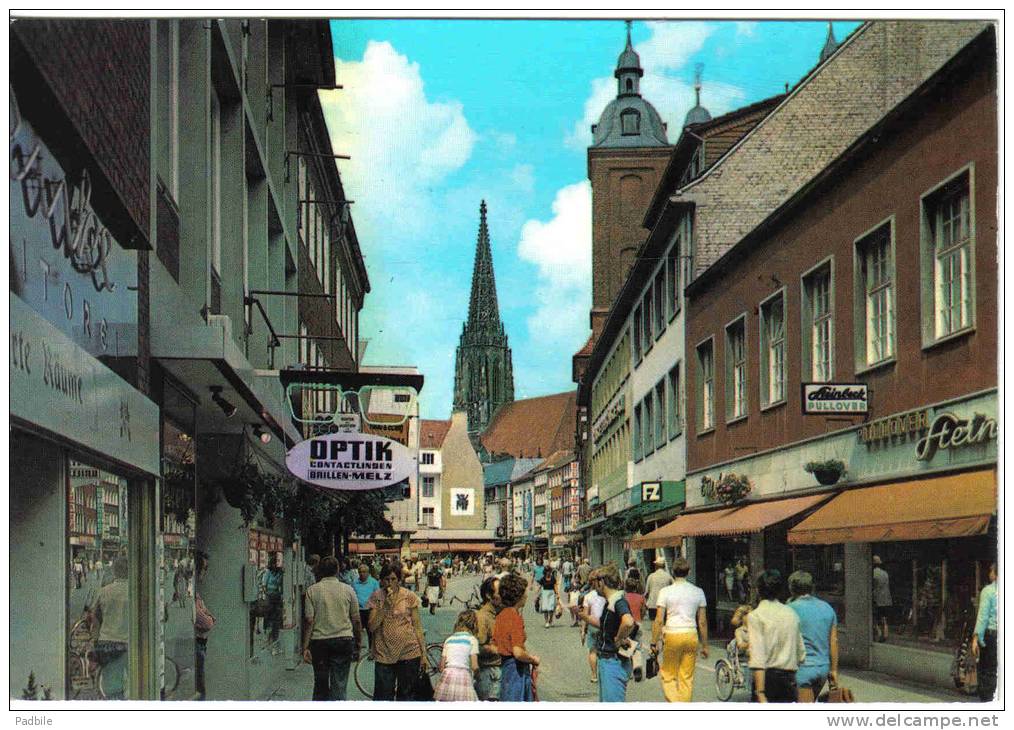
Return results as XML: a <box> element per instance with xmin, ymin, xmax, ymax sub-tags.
<box><xmin>645</xmin><ymin>653</ymin><xmax>659</xmax><ymax>680</ymax></box>
<box><xmin>413</xmin><ymin>666</ymin><xmax>435</xmax><ymax>701</ymax></box>
<box><xmin>535</xmin><ymin>593</ymin><xmax>541</xmax><ymax>612</ymax></box>
<box><xmin>819</xmin><ymin>680</ymin><xmax>855</xmax><ymax>703</ymax></box>
<box><xmin>251</xmin><ymin>596</ymin><xmax>272</xmax><ymax>618</ymax></box>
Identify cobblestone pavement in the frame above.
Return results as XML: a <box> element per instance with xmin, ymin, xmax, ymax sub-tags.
<box><xmin>268</xmin><ymin>574</ymin><xmax>972</xmax><ymax>704</ymax></box>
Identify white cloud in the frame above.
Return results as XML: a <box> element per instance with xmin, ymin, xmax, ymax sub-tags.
<box><xmin>510</xmin><ymin>163</ymin><xmax>535</xmax><ymax>193</ymax></box>
<box><xmin>565</xmin><ymin>21</ymin><xmax>746</xmax><ymax>150</ymax></box>
<box><xmin>321</xmin><ymin>41</ymin><xmax>476</xmax><ymax>242</ymax></box>
<box><xmin>516</xmin><ymin>181</ymin><xmax>592</xmax><ymax>344</ymax></box>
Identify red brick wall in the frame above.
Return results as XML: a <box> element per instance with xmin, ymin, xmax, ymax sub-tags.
<box><xmin>686</xmin><ymin>44</ymin><xmax>997</xmax><ymax>473</ymax></box>
<box><xmin>12</xmin><ymin>20</ymin><xmax>151</xmax><ymax>246</ymax></box>
<box><xmin>589</xmin><ymin>147</ymin><xmax>671</xmax><ymax>311</ymax></box>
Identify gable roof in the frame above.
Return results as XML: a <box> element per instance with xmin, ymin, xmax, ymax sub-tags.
<box><xmin>480</xmin><ymin>391</ymin><xmax>577</xmax><ymax>460</ymax></box>
<box><xmin>419</xmin><ymin>419</ymin><xmax>452</xmax><ymax>449</ymax></box>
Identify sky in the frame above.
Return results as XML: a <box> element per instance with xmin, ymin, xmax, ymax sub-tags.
<box><xmin>322</xmin><ymin>18</ymin><xmax>863</xmax><ymax>419</ymax></box>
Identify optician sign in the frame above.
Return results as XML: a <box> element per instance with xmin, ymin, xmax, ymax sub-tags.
<box><xmin>286</xmin><ymin>431</ymin><xmax>416</xmax><ymax>491</ymax></box>
<box><xmin>801</xmin><ymin>383</ymin><xmax>869</xmax><ymax>414</ymax></box>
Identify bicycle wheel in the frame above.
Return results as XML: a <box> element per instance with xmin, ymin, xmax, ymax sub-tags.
<box><xmin>714</xmin><ymin>659</ymin><xmax>735</xmax><ymax>702</ymax></box>
<box><xmin>426</xmin><ymin>643</ymin><xmax>443</xmax><ymax>677</ymax></box>
<box><xmin>68</xmin><ymin>654</ymin><xmax>88</xmax><ymax>699</ymax></box>
<box><xmin>353</xmin><ymin>655</ymin><xmax>374</xmax><ymax>700</ymax></box>
<box><xmin>163</xmin><ymin>656</ymin><xmax>180</xmax><ymax>698</ymax></box>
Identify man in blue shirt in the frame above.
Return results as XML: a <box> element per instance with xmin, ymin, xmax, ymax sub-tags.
<box><xmin>351</xmin><ymin>563</ymin><xmax>381</xmax><ymax>653</ymax></box>
<box><xmin>586</xmin><ymin>563</ymin><xmax>636</xmax><ymax>702</ymax></box>
<box><xmin>788</xmin><ymin>570</ymin><xmax>838</xmax><ymax>702</ymax></box>
<box><xmin>971</xmin><ymin>562</ymin><xmax>997</xmax><ymax>702</ymax></box>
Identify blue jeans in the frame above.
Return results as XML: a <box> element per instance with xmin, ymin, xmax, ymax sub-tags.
<box><xmin>310</xmin><ymin>637</ymin><xmax>355</xmax><ymax>700</ymax></box>
<box><xmin>374</xmin><ymin>657</ymin><xmax>421</xmax><ymax>701</ymax></box>
<box><xmin>597</xmin><ymin>655</ymin><xmax>631</xmax><ymax>702</ymax></box>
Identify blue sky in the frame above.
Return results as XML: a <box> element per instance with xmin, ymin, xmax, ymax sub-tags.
<box><xmin>323</xmin><ymin>19</ymin><xmax>862</xmax><ymax>419</ymax></box>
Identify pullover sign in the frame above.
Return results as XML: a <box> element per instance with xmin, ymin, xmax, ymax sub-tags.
<box><xmin>286</xmin><ymin>431</ymin><xmax>416</xmax><ymax>491</ymax></box>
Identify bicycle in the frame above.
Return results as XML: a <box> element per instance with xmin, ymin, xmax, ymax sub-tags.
<box><xmin>353</xmin><ymin>642</ymin><xmax>443</xmax><ymax>699</ymax></box>
<box><xmin>448</xmin><ymin>584</ymin><xmax>483</xmax><ymax>611</ymax></box>
<box><xmin>950</xmin><ymin>619</ymin><xmax>978</xmax><ymax>696</ymax></box>
<box><xmin>714</xmin><ymin>638</ymin><xmax>748</xmax><ymax>701</ymax></box>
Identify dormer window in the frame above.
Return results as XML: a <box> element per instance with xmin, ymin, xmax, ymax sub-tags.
<box><xmin>620</xmin><ymin>108</ymin><xmax>641</xmax><ymax>135</ymax></box>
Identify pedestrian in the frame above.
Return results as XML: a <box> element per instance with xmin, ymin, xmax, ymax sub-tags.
<box><xmin>872</xmin><ymin>556</ymin><xmax>892</xmax><ymax>642</ymax></box>
<box><xmin>644</xmin><ymin>557</ymin><xmax>673</xmax><ymax>623</ymax></box>
<box><xmin>413</xmin><ymin>558</ymin><xmax>427</xmax><ymax>595</ymax></box>
<box><xmin>302</xmin><ymin>556</ymin><xmax>362</xmax><ymax>701</ymax></box>
<box><xmin>426</xmin><ymin>560</ymin><xmax>445</xmax><ymax>615</ymax></box>
<box><xmin>971</xmin><ymin>562</ymin><xmax>997</xmax><ymax>702</ymax></box>
<box><xmin>561</xmin><ymin>556</ymin><xmax>575</xmax><ymax>592</ymax></box>
<box><xmin>747</xmin><ymin>569</ymin><xmax>806</xmax><ymax>703</ymax></box>
<box><xmin>474</xmin><ymin>576</ymin><xmax>502</xmax><ymax>701</ymax></box>
<box><xmin>787</xmin><ymin>570</ymin><xmax>838</xmax><ymax>702</ymax></box>
<box><xmin>90</xmin><ymin>557</ymin><xmax>130</xmax><ymax>699</ymax></box>
<box><xmin>402</xmin><ymin>558</ymin><xmax>416</xmax><ymax>594</ymax></box>
<box><xmin>494</xmin><ymin>573</ymin><xmax>539</xmax><ymax>702</ymax></box>
<box><xmin>576</xmin><ymin>558</ymin><xmax>592</xmax><ymax>588</ymax></box>
<box><xmin>731</xmin><ymin>603</ymin><xmax>753</xmax><ymax>697</ymax></box>
<box><xmin>588</xmin><ymin>563</ymin><xmax>637</xmax><ymax>702</ymax></box>
<box><xmin>352</xmin><ymin>563</ymin><xmax>380</xmax><ymax>652</ymax></box>
<box><xmin>261</xmin><ymin>554</ymin><xmax>285</xmax><ymax>650</ymax></box>
<box><xmin>533</xmin><ymin>556</ymin><xmax>545</xmax><ymax>586</ymax></box>
<box><xmin>625</xmin><ymin>561</ymin><xmax>642</xmax><ymax>594</ymax></box>
<box><xmin>306</xmin><ymin>554</ymin><xmax>320</xmax><ymax>587</ymax></box>
<box><xmin>367</xmin><ymin>561</ymin><xmax>429</xmax><ymax>701</ymax></box>
<box><xmin>193</xmin><ymin>550</ymin><xmax>215</xmax><ymax>700</ymax></box>
<box><xmin>537</xmin><ymin>560</ymin><xmax>561</xmax><ymax>628</ymax></box>
<box><xmin>579</xmin><ymin>570</ymin><xmax>607</xmax><ymax>684</ymax></box>
<box><xmin>434</xmin><ymin>610</ymin><xmax>480</xmax><ymax>701</ymax></box>
<box><xmin>651</xmin><ymin>557</ymin><xmax>708</xmax><ymax>702</ymax></box>
<box><xmin>624</xmin><ymin>577</ymin><xmax>645</xmax><ymax>622</ymax></box>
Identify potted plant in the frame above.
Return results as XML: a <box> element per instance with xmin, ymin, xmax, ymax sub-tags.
<box><xmin>804</xmin><ymin>459</ymin><xmax>846</xmax><ymax>486</ymax></box>
<box><xmin>715</xmin><ymin>473</ymin><xmax>753</xmax><ymax>504</ymax></box>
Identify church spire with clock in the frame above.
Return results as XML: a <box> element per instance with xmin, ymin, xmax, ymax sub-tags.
<box><xmin>453</xmin><ymin>200</ymin><xmax>515</xmax><ymax>443</ymax></box>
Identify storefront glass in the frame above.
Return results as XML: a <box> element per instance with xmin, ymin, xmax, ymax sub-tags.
<box><xmin>790</xmin><ymin>544</ymin><xmax>845</xmax><ymax>620</ymax></box>
<box><xmin>873</xmin><ymin>537</ymin><xmax>994</xmax><ymax>650</ymax></box>
<box><xmin>714</xmin><ymin>536</ymin><xmax>752</xmax><ymax>608</ymax></box>
<box><xmin>160</xmin><ymin>381</ymin><xmax>198</xmax><ymax>700</ymax></box>
<box><xmin>66</xmin><ymin>459</ymin><xmax>133</xmax><ymax>700</ymax></box>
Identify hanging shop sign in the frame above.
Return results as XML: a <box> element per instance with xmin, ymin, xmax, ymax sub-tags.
<box><xmin>801</xmin><ymin>383</ymin><xmax>869</xmax><ymax>414</ymax></box>
<box><xmin>286</xmin><ymin>431</ymin><xmax>416</xmax><ymax>491</ymax></box>
<box><xmin>915</xmin><ymin>412</ymin><xmax>998</xmax><ymax>462</ymax></box>
<box><xmin>361</xmin><ymin>416</ymin><xmax>410</xmax><ymax>447</ymax></box>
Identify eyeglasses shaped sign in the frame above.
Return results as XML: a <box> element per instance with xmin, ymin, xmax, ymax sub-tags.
<box><xmin>286</xmin><ymin>431</ymin><xmax>416</xmax><ymax>491</ymax></box>
<box><xmin>285</xmin><ymin>383</ymin><xmax>417</xmax><ymax>427</ymax></box>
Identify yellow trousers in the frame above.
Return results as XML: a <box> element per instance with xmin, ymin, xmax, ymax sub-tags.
<box><xmin>660</xmin><ymin>631</ymin><xmax>698</xmax><ymax>702</ymax></box>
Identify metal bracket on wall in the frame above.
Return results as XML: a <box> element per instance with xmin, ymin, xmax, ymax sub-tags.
<box><xmin>244</xmin><ymin>289</ymin><xmax>341</xmax><ymax>369</ymax></box>
<box><xmin>284</xmin><ymin>149</ymin><xmax>351</xmax><ymax>183</ymax></box>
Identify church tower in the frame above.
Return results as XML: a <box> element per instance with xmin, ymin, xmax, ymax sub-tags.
<box><xmin>453</xmin><ymin>200</ymin><xmax>515</xmax><ymax>443</ymax></box>
<box><xmin>575</xmin><ymin>20</ymin><xmax>673</xmax><ymax>383</ymax></box>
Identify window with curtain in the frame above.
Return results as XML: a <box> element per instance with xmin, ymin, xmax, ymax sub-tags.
<box><xmin>929</xmin><ymin>178</ymin><xmax>972</xmax><ymax>338</ymax></box>
<box><xmin>761</xmin><ymin>295</ymin><xmax>785</xmax><ymax>405</ymax></box>
<box><xmin>726</xmin><ymin>318</ymin><xmax>747</xmax><ymax>419</ymax></box>
<box><xmin>697</xmin><ymin>340</ymin><xmax>714</xmax><ymax>431</ymax></box>
<box><xmin>857</xmin><ymin>224</ymin><xmax>895</xmax><ymax>366</ymax></box>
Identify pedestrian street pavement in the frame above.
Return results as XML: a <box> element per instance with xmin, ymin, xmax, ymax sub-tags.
<box><xmin>265</xmin><ymin>574</ymin><xmax>972</xmax><ymax>704</ymax></box>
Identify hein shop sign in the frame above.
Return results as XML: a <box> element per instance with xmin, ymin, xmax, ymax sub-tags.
<box><xmin>286</xmin><ymin>432</ymin><xmax>415</xmax><ymax>491</ymax></box>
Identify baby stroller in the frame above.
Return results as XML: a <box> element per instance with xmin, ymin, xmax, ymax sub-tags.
<box><xmin>714</xmin><ymin>637</ymin><xmax>749</xmax><ymax>701</ymax></box>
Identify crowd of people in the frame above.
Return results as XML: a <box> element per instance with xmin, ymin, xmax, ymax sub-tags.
<box><xmin>294</xmin><ymin>551</ymin><xmax>999</xmax><ymax>705</ymax></box>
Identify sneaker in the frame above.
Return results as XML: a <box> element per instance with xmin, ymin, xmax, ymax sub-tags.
<box><xmin>544</xmin><ymin>621</ymin><xmax>550</xmax><ymax>628</ymax></box>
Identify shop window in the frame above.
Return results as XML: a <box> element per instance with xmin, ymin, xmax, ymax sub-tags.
<box><xmin>160</xmin><ymin>380</ymin><xmax>198</xmax><ymax>700</ymax></box>
<box><xmin>854</xmin><ymin>221</ymin><xmax>895</xmax><ymax>369</ymax></box>
<box><xmin>715</xmin><ymin>537</ymin><xmax>752</xmax><ymax>608</ymax></box>
<box><xmin>790</xmin><ymin>544</ymin><xmax>845</xmax><ymax>621</ymax></box>
<box><xmin>67</xmin><ymin>460</ymin><xmax>133</xmax><ymax>700</ymax></box>
<box><xmin>725</xmin><ymin>316</ymin><xmax>747</xmax><ymax>421</ymax></box>
<box><xmin>922</xmin><ymin>170</ymin><xmax>974</xmax><ymax>344</ymax></box>
<box><xmin>760</xmin><ymin>291</ymin><xmax>786</xmax><ymax>407</ymax></box>
<box><xmin>801</xmin><ymin>261</ymin><xmax>834</xmax><ymax>382</ymax></box>
<box><xmin>873</xmin><ymin>539</ymin><xmax>993</xmax><ymax>651</ymax></box>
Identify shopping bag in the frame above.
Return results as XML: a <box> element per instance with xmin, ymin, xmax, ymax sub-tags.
<box><xmin>413</xmin><ymin>667</ymin><xmax>435</xmax><ymax>701</ymax></box>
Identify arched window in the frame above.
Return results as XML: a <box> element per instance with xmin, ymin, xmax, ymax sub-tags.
<box><xmin>620</xmin><ymin>108</ymin><xmax>641</xmax><ymax>135</ymax></box>
<box><xmin>625</xmin><ymin>78</ymin><xmax>633</xmax><ymax>92</ymax></box>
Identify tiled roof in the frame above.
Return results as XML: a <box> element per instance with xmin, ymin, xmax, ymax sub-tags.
<box><xmin>483</xmin><ymin>458</ymin><xmax>516</xmax><ymax>487</ymax></box>
<box><xmin>575</xmin><ymin>335</ymin><xmax>595</xmax><ymax>357</ymax></box>
<box><xmin>536</xmin><ymin>449</ymin><xmax>576</xmax><ymax>473</ymax></box>
<box><xmin>480</xmin><ymin>391</ymin><xmax>577</xmax><ymax>460</ymax></box>
<box><xmin>419</xmin><ymin>419</ymin><xmax>451</xmax><ymax>449</ymax></box>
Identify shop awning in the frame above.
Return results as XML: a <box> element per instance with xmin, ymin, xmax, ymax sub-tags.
<box><xmin>788</xmin><ymin>469</ymin><xmax>997</xmax><ymax>545</ymax></box>
<box><xmin>694</xmin><ymin>493</ymin><xmax>833</xmax><ymax>537</ymax></box>
<box><xmin>411</xmin><ymin>541</ymin><xmax>451</xmax><ymax>553</ymax></box>
<box><xmin>630</xmin><ymin>507</ymin><xmax>738</xmax><ymax>549</ymax></box>
<box><xmin>446</xmin><ymin>542</ymin><xmax>496</xmax><ymax>553</ymax></box>
<box><xmin>348</xmin><ymin>542</ymin><xmax>376</xmax><ymax>554</ymax></box>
